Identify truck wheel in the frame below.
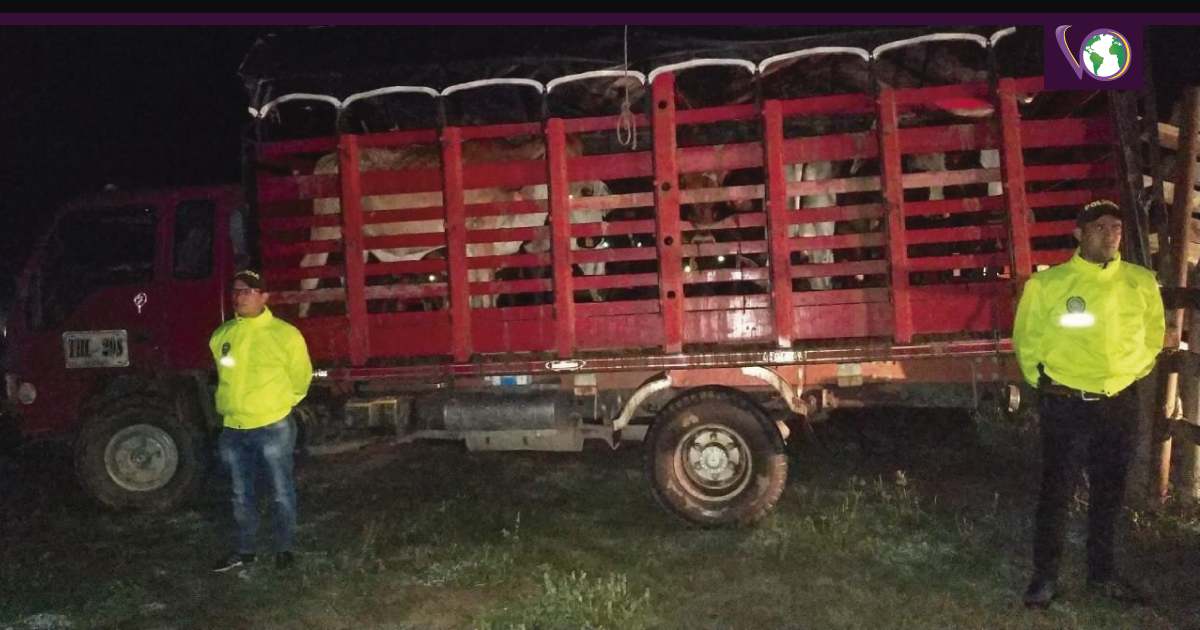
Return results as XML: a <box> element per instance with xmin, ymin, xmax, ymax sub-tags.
<box><xmin>644</xmin><ymin>386</ymin><xmax>788</xmax><ymax>526</ymax></box>
<box><xmin>75</xmin><ymin>389</ymin><xmax>206</xmax><ymax>511</ymax></box>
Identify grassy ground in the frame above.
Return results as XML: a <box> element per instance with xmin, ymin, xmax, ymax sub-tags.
<box><xmin>2</xmin><ymin>407</ymin><xmax>1198</xmax><ymax>630</ymax></box>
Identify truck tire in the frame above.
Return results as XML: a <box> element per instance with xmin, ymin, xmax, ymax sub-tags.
<box><xmin>644</xmin><ymin>386</ymin><xmax>788</xmax><ymax>527</ymax></box>
<box><xmin>75</xmin><ymin>386</ymin><xmax>207</xmax><ymax>511</ymax></box>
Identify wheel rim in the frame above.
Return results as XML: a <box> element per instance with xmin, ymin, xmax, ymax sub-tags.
<box><xmin>103</xmin><ymin>424</ymin><xmax>180</xmax><ymax>492</ymax></box>
<box><xmin>673</xmin><ymin>422</ymin><xmax>752</xmax><ymax>502</ymax></box>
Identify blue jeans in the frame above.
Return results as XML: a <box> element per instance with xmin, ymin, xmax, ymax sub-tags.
<box><xmin>218</xmin><ymin>415</ymin><xmax>297</xmax><ymax>555</ymax></box>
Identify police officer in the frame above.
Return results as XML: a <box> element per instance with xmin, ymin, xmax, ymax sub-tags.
<box><xmin>209</xmin><ymin>270</ymin><xmax>312</xmax><ymax>572</ymax></box>
<box><xmin>1013</xmin><ymin>199</ymin><xmax>1164</xmax><ymax>608</ymax></box>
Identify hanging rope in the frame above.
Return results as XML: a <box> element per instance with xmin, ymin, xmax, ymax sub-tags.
<box><xmin>616</xmin><ymin>25</ymin><xmax>638</xmax><ymax>150</ymax></box>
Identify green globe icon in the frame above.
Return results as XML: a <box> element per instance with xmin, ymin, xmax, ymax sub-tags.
<box><xmin>1082</xmin><ymin>31</ymin><xmax>1128</xmax><ymax>79</ymax></box>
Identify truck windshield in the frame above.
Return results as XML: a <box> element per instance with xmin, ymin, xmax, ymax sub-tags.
<box><xmin>27</xmin><ymin>205</ymin><xmax>157</xmax><ymax>332</ymax></box>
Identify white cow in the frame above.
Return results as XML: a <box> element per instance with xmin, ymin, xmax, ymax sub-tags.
<box><xmin>786</xmin><ymin>161</ymin><xmax>839</xmax><ymax>290</ymax></box>
<box><xmin>785</xmin><ymin>143</ymin><xmax>1002</xmax><ymax>291</ymax></box>
<box><xmin>299</xmin><ymin>137</ymin><xmax>609</xmax><ymax>313</ymax></box>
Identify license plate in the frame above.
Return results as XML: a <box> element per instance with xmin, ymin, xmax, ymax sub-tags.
<box><xmin>63</xmin><ymin>330</ymin><xmax>130</xmax><ymax>368</ymax></box>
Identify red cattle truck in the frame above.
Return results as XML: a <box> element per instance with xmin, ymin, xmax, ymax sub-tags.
<box><xmin>4</xmin><ymin>26</ymin><xmax>1140</xmax><ymax>525</ymax></box>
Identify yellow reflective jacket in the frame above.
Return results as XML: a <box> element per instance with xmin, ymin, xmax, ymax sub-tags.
<box><xmin>209</xmin><ymin>306</ymin><xmax>312</xmax><ymax>430</ymax></box>
<box><xmin>1013</xmin><ymin>250</ymin><xmax>1164</xmax><ymax>396</ymax></box>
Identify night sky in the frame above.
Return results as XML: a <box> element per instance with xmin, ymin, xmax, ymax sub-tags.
<box><xmin>1</xmin><ymin>24</ymin><xmax>1197</xmax><ymax>315</ymax></box>
<box><xmin>0</xmin><ymin>27</ymin><xmax>267</xmax><ymax>296</ymax></box>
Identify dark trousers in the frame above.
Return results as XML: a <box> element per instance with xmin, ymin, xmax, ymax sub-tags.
<box><xmin>1032</xmin><ymin>385</ymin><xmax>1138</xmax><ymax>582</ymax></box>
